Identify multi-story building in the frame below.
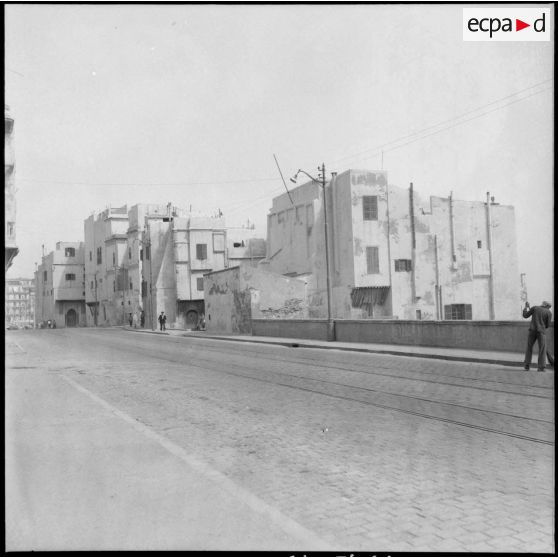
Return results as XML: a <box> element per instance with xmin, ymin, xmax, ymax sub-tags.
<box><xmin>5</xmin><ymin>278</ymin><xmax>35</xmax><ymax>327</ymax></box>
<box><xmin>142</xmin><ymin>210</ymin><xmax>227</xmax><ymax>329</ymax></box>
<box><xmin>34</xmin><ymin>242</ymin><xmax>86</xmax><ymax>327</ymax></box>
<box><xmin>84</xmin><ymin>203</ymin><xmax>177</xmax><ymax>326</ymax></box>
<box><xmin>264</xmin><ymin>168</ymin><xmax>521</xmax><ymax>320</ymax></box>
<box><xmin>5</xmin><ymin>105</ymin><xmax>18</xmax><ymax>270</ymax></box>
<box><xmin>84</xmin><ymin>205</ymin><xmax>130</xmax><ymax>326</ymax></box>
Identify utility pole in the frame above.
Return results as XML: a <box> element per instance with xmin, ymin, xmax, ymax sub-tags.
<box><xmin>290</xmin><ymin>164</ymin><xmax>335</xmax><ymax>341</ymax></box>
<box><xmin>486</xmin><ymin>192</ymin><xmax>496</xmax><ymax>320</ymax></box>
<box><xmin>319</xmin><ymin>163</ymin><xmax>335</xmax><ymax>342</ymax></box>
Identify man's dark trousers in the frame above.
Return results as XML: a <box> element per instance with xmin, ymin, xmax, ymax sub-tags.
<box><xmin>525</xmin><ymin>330</ymin><xmax>547</xmax><ymax>369</ymax></box>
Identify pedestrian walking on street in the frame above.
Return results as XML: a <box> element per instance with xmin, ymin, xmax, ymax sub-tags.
<box><xmin>128</xmin><ymin>313</ymin><xmax>133</xmax><ymax>327</ymax></box>
<box><xmin>523</xmin><ymin>300</ymin><xmax>552</xmax><ymax>371</ymax></box>
<box><xmin>132</xmin><ymin>312</ymin><xmax>138</xmax><ymax>329</ymax></box>
<box><xmin>158</xmin><ymin>311</ymin><xmax>166</xmax><ymax>331</ymax></box>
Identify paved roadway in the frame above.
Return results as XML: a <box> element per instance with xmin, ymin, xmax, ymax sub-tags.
<box><xmin>5</xmin><ymin>328</ymin><xmax>554</xmax><ymax>553</ymax></box>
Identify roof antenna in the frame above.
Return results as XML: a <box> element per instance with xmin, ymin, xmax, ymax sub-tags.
<box><xmin>273</xmin><ymin>153</ymin><xmax>294</xmax><ymax>205</ymax></box>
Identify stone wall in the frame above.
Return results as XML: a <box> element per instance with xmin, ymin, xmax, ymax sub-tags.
<box><xmin>251</xmin><ymin>318</ymin><xmax>554</xmax><ymax>353</ymax></box>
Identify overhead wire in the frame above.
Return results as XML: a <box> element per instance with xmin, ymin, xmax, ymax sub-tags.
<box><xmin>15</xmin><ymin>80</ymin><xmax>552</xmax><ymax>221</ymax></box>
<box><xmin>330</xmin><ymin>78</ymin><xmax>553</xmax><ymax>167</ymax></box>
<box><xmin>332</xmin><ymin>85</ymin><xmax>552</xmax><ymax>169</ymax></box>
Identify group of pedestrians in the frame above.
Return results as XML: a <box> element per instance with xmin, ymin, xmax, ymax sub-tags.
<box><xmin>127</xmin><ymin>311</ymin><xmax>145</xmax><ymax>329</ymax></box>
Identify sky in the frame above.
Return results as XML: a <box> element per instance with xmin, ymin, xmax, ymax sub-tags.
<box><xmin>5</xmin><ymin>4</ymin><xmax>554</xmax><ymax>307</ymax></box>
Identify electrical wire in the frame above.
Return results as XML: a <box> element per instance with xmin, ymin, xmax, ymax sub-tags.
<box><xmin>334</xmin><ymin>85</ymin><xmax>552</xmax><ymax>168</ymax></box>
<box><xmin>17</xmin><ymin>177</ymin><xmax>280</xmax><ymax>187</ymax></box>
<box><xmin>331</xmin><ymin>78</ymin><xmax>553</xmax><ymax>167</ymax></box>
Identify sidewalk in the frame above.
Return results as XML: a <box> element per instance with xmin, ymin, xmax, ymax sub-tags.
<box><xmin>122</xmin><ymin>326</ymin><xmax>530</xmax><ymax>368</ymax></box>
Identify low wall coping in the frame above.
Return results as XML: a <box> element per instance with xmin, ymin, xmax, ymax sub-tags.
<box><xmin>253</xmin><ymin>318</ymin><xmax>554</xmax><ymax>327</ymax></box>
<box><xmin>252</xmin><ymin>318</ymin><xmax>329</xmax><ymax>324</ymax></box>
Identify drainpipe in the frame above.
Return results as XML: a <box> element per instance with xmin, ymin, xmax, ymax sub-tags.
<box><xmin>409</xmin><ymin>182</ymin><xmax>416</xmax><ymax>302</ymax></box>
<box><xmin>385</xmin><ymin>181</ymin><xmax>393</xmax><ymax>316</ymax></box>
<box><xmin>434</xmin><ymin>234</ymin><xmax>441</xmax><ymax>320</ymax></box>
<box><xmin>449</xmin><ymin>191</ymin><xmax>457</xmax><ymax>270</ymax></box>
<box><xmin>330</xmin><ymin>172</ymin><xmax>339</xmax><ymax>281</ymax></box>
<box><xmin>187</xmin><ymin>220</ymin><xmax>193</xmax><ymax>300</ymax></box>
<box><xmin>486</xmin><ymin>192</ymin><xmax>496</xmax><ymax>320</ymax></box>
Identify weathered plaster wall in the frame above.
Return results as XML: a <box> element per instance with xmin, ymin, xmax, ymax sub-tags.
<box><xmin>266</xmin><ymin>182</ymin><xmax>319</xmax><ymax>277</ymax></box>
<box><xmin>490</xmin><ymin>205</ymin><xmax>522</xmax><ymax>319</ymax></box>
<box><xmin>204</xmin><ymin>267</ymin><xmax>242</xmax><ymax>333</ymax></box>
<box><xmin>173</xmin><ymin>216</ymin><xmax>226</xmax><ymax>303</ymax></box>
<box><xmin>84</xmin><ymin>208</ymin><xmax>129</xmax><ymax>326</ymax></box>
<box><xmin>149</xmin><ymin>221</ymin><xmax>177</xmax><ymax>326</ymax></box>
<box><xmin>241</xmin><ymin>266</ymin><xmax>307</xmax><ymax>320</ymax></box>
<box><xmin>204</xmin><ymin>264</ymin><xmax>307</xmax><ymax>334</ymax></box>
<box><xmin>427</xmin><ymin>197</ymin><xmax>521</xmax><ymax>320</ymax></box>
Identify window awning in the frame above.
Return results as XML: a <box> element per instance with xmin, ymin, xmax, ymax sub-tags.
<box><xmin>351</xmin><ymin>286</ymin><xmax>390</xmax><ymax>307</ymax></box>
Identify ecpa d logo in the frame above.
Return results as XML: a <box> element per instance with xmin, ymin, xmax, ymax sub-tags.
<box><xmin>463</xmin><ymin>8</ymin><xmax>551</xmax><ymax>41</ymax></box>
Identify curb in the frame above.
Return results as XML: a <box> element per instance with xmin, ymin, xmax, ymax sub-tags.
<box><xmin>122</xmin><ymin>327</ymin><xmax>169</xmax><ymax>335</ymax></box>
<box><xmin>179</xmin><ymin>333</ymin><xmax>522</xmax><ymax>368</ymax></box>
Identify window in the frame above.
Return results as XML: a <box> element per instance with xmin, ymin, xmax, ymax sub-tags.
<box><xmin>112</xmin><ymin>252</ymin><xmax>116</xmax><ymax>265</ymax></box>
<box><xmin>89</xmin><ymin>251</ymin><xmax>92</xmax><ymax>261</ymax></box>
<box><xmin>91</xmin><ymin>281</ymin><xmax>94</xmax><ymax>289</ymax></box>
<box><xmin>444</xmin><ymin>304</ymin><xmax>472</xmax><ymax>320</ymax></box>
<box><xmin>7</xmin><ymin>222</ymin><xmax>14</xmax><ymax>237</ymax></box>
<box><xmin>65</xmin><ymin>247</ymin><xmax>75</xmax><ymax>257</ymax></box>
<box><xmin>395</xmin><ymin>259</ymin><xmax>412</xmax><ymax>272</ymax></box>
<box><xmin>196</xmin><ymin>243</ymin><xmax>207</xmax><ymax>260</ymax></box>
<box><xmin>128</xmin><ymin>247</ymin><xmax>132</xmax><ymax>260</ymax></box>
<box><xmin>5</xmin><ymin>118</ymin><xmax>14</xmax><ymax>134</ymax></box>
<box><xmin>477</xmin><ymin>240</ymin><xmax>482</xmax><ymax>249</ymax></box>
<box><xmin>145</xmin><ymin>246</ymin><xmax>150</xmax><ymax>260</ymax></box>
<box><xmin>366</xmin><ymin>246</ymin><xmax>380</xmax><ymax>274</ymax></box>
<box><xmin>140</xmin><ymin>248</ymin><xmax>143</xmax><ymax>261</ymax></box>
<box><xmin>65</xmin><ymin>273</ymin><xmax>76</xmax><ymax>281</ymax></box>
<box><xmin>129</xmin><ymin>281</ymin><xmax>133</xmax><ymax>290</ymax></box>
<box><xmin>43</xmin><ymin>271</ymin><xmax>47</xmax><ymax>281</ymax></box>
<box><xmin>197</xmin><ymin>277</ymin><xmax>204</xmax><ymax>291</ymax></box>
<box><xmin>113</xmin><ymin>281</ymin><xmax>116</xmax><ymax>292</ymax></box>
<box><xmin>277</xmin><ymin>211</ymin><xmax>285</xmax><ymax>224</ymax></box>
<box><xmin>213</xmin><ymin>233</ymin><xmax>225</xmax><ymax>252</ymax></box>
<box><xmin>363</xmin><ymin>196</ymin><xmax>378</xmax><ymax>221</ymax></box>
<box><xmin>97</xmin><ymin>247</ymin><xmax>102</xmax><ymax>264</ymax></box>
<box><xmin>416</xmin><ymin>309</ymin><xmax>422</xmax><ymax>320</ymax></box>
<box><xmin>141</xmin><ymin>280</ymin><xmax>147</xmax><ymax>298</ymax></box>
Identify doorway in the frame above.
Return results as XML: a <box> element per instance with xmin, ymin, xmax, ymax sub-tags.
<box><xmin>65</xmin><ymin>309</ymin><xmax>77</xmax><ymax>327</ymax></box>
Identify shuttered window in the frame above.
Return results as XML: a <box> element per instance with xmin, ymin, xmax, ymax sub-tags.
<box><xmin>196</xmin><ymin>244</ymin><xmax>207</xmax><ymax>260</ymax></box>
<box><xmin>444</xmin><ymin>304</ymin><xmax>472</xmax><ymax>320</ymax></box>
<box><xmin>363</xmin><ymin>196</ymin><xmax>378</xmax><ymax>220</ymax></box>
<box><xmin>366</xmin><ymin>246</ymin><xmax>380</xmax><ymax>274</ymax></box>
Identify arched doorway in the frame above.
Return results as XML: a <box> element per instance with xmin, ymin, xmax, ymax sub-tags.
<box><xmin>186</xmin><ymin>310</ymin><xmax>198</xmax><ymax>328</ymax></box>
<box><xmin>65</xmin><ymin>309</ymin><xmax>77</xmax><ymax>327</ymax></box>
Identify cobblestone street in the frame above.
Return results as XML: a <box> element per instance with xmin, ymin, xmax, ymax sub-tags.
<box><xmin>6</xmin><ymin>328</ymin><xmax>554</xmax><ymax>552</ymax></box>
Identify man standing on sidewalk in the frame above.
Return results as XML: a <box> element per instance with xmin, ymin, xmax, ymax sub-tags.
<box><xmin>158</xmin><ymin>311</ymin><xmax>166</xmax><ymax>331</ymax></box>
<box><xmin>523</xmin><ymin>300</ymin><xmax>552</xmax><ymax>371</ymax></box>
